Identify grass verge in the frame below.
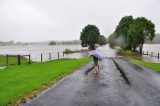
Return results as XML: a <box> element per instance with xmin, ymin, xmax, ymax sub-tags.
<box><xmin>0</xmin><ymin>57</ymin><xmax>90</xmax><ymax>106</ymax></box>
<box><xmin>0</xmin><ymin>55</ymin><xmax>29</xmax><ymax>66</ymax></box>
<box><xmin>118</xmin><ymin>50</ymin><xmax>140</xmax><ymax>56</ymax></box>
<box><xmin>130</xmin><ymin>59</ymin><xmax>160</xmax><ymax>72</ymax></box>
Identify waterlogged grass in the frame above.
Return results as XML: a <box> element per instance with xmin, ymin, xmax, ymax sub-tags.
<box><xmin>0</xmin><ymin>57</ymin><xmax>90</xmax><ymax>106</ymax></box>
<box><xmin>0</xmin><ymin>55</ymin><xmax>29</xmax><ymax>66</ymax></box>
<box><xmin>131</xmin><ymin>59</ymin><xmax>160</xmax><ymax>72</ymax></box>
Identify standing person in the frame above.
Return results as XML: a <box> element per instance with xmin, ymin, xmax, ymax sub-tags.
<box><xmin>89</xmin><ymin>44</ymin><xmax>102</xmax><ymax>74</ymax></box>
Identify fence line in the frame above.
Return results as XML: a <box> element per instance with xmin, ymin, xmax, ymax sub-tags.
<box><xmin>143</xmin><ymin>51</ymin><xmax>160</xmax><ymax>59</ymax></box>
<box><xmin>1</xmin><ymin>52</ymin><xmax>65</xmax><ymax>66</ymax></box>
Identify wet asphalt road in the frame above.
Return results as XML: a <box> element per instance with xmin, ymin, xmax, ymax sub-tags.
<box><xmin>20</xmin><ymin>57</ymin><xmax>160</xmax><ymax>106</ymax></box>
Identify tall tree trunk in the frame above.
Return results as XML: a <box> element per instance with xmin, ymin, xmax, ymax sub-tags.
<box><xmin>139</xmin><ymin>43</ymin><xmax>144</xmax><ymax>55</ymax></box>
<box><xmin>133</xmin><ymin>45</ymin><xmax>136</xmax><ymax>51</ymax></box>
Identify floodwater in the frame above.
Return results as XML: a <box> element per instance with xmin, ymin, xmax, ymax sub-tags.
<box><xmin>0</xmin><ymin>44</ymin><xmax>159</xmax><ymax>62</ymax></box>
<box><xmin>0</xmin><ymin>45</ymin><xmax>87</xmax><ymax>61</ymax></box>
<box><xmin>143</xmin><ymin>44</ymin><xmax>160</xmax><ymax>53</ymax></box>
<box><xmin>142</xmin><ymin>44</ymin><xmax>160</xmax><ymax>63</ymax></box>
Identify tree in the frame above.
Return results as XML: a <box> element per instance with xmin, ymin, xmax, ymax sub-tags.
<box><xmin>98</xmin><ymin>35</ymin><xmax>107</xmax><ymax>46</ymax></box>
<box><xmin>110</xmin><ymin>16</ymin><xmax>155</xmax><ymax>53</ymax></box>
<box><xmin>49</xmin><ymin>41</ymin><xmax>56</xmax><ymax>45</ymax></box>
<box><xmin>115</xmin><ymin>16</ymin><xmax>134</xmax><ymax>49</ymax></box>
<box><xmin>128</xmin><ymin>17</ymin><xmax>155</xmax><ymax>53</ymax></box>
<box><xmin>80</xmin><ymin>24</ymin><xmax>100</xmax><ymax>47</ymax></box>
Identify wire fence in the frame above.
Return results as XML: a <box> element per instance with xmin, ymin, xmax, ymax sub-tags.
<box><xmin>143</xmin><ymin>51</ymin><xmax>160</xmax><ymax>59</ymax></box>
<box><xmin>0</xmin><ymin>52</ymin><xmax>65</xmax><ymax>66</ymax></box>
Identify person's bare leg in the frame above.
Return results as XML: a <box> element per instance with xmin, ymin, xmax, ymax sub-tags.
<box><xmin>95</xmin><ymin>65</ymin><xmax>99</xmax><ymax>74</ymax></box>
<box><xmin>97</xmin><ymin>65</ymin><xmax>100</xmax><ymax>74</ymax></box>
<box><xmin>92</xmin><ymin>65</ymin><xmax>97</xmax><ymax>74</ymax></box>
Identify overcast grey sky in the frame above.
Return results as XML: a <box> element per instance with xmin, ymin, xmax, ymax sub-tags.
<box><xmin>0</xmin><ymin>0</ymin><xmax>160</xmax><ymax>42</ymax></box>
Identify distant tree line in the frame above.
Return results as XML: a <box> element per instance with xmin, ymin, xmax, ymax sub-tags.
<box><xmin>49</xmin><ymin>41</ymin><xmax>56</xmax><ymax>45</ymax></box>
<box><xmin>48</xmin><ymin>40</ymin><xmax>82</xmax><ymax>45</ymax></box>
<box><xmin>145</xmin><ymin>33</ymin><xmax>160</xmax><ymax>44</ymax></box>
<box><xmin>0</xmin><ymin>41</ymin><xmax>28</xmax><ymax>46</ymax></box>
<box><xmin>108</xmin><ymin>16</ymin><xmax>155</xmax><ymax>54</ymax></box>
<box><xmin>0</xmin><ymin>41</ymin><xmax>15</xmax><ymax>45</ymax></box>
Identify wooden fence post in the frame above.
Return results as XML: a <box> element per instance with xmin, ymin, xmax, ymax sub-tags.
<box><xmin>151</xmin><ymin>52</ymin><xmax>153</xmax><ymax>57</ymax></box>
<box><xmin>41</xmin><ymin>53</ymin><xmax>43</xmax><ymax>62</ymax></box>
<box><xmin>29</xmin><ymin>54</ymin><xmax>31</xmax><ymax>64</ymax></box>
<box><xmin>18</xmin><ymin>55</ymin><xmax>21</xmax><ymax>65</ymax></box>
<box><xmin>6</xmin><ymin>54</ymin><xmax>8</xmax><ymax>65</ymax></box>
<box><xmin>49</xmin><ymin>53</ymin><xmax>51</xmax><ymax>60</ymax></box>
<box><xmin>63</xmin><ymin>52</ymin><xmax>64</xmax><ymax>57</ymax></box>
<box><xmin>158</xmin><ymin>53</ymin><xmax>159</xmax><ymax>59</ymax></box>
<box><xmin>58</xmin><ymin>52</ymin><xmax>59</xmax><ymax>59</ymax></box>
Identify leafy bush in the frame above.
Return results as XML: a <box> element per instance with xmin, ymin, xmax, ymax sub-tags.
<box><xmin>64</xmin><ymin>49</ymin><xmax>74</xmax><ymax>54</ymax></box>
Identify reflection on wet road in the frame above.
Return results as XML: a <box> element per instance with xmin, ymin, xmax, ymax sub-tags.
<box><xmin>20</xmin><ymin>46</ymin><xmax>160</xmax><ymax>106</ymax></box>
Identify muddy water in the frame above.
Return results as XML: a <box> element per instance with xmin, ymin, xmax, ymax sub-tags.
<box><xmin>142</xmin><ymin>44</ymin><xmax>160</xmax><ymax>63</ymax></box>
<box><xmin>98</xmin><ymin>44</ymin><xmax>117</xmax><ymax>58</ymax></box>
<box><xmin>0</xmin><ymin>44</ymin><xmax>117</xmax><ymax>62</ymax></box>
<box><xmin>143</xmin><ymin>44</ymin><xmax>160</xmax><ymax>53</ymax></box>
<box><xmin>0</xmin><ymin>44</ymin><xmax>159</xmax><ymax>62</ymax></box>
<box><xmin>0</xmin><ymin>45</ymin><xmax>87</xmax><ymax>61</ymax></box>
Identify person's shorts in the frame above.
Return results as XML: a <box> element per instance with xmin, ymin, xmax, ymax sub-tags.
<box><xmin>92</xmin><ymin>56</ymin><xmax>98</xmax><ymax>65</ymax></box>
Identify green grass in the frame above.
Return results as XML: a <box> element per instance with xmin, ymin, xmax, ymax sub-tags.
<box><xmin>0</xmin><ymin>55</ymin><xmax>29</xmax><ymax>66</ymax></box>
<box><xmin>118</xmin><ymin>50</ymin><xmax>139</xmax><ymax>56</ymax></box>
<box><xmin>130</xmin><ymin>59</ymin><xmax>160</xmax><ymax>72</ymax></box>
<box><xmin>0</xmin><ymin>57</ymin><xmax>90</xmax><ymax>106</ymax></box>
